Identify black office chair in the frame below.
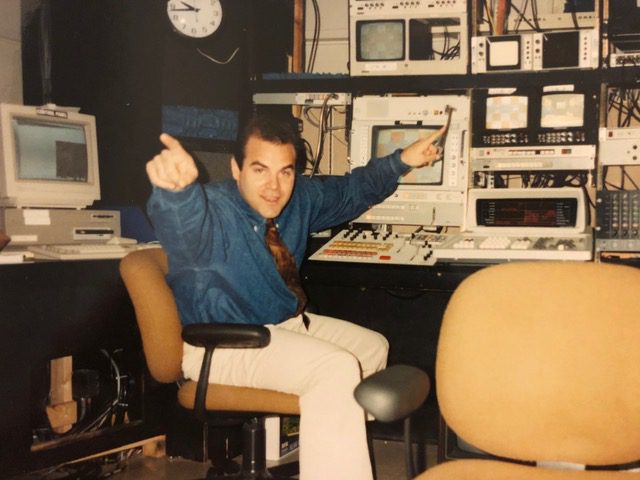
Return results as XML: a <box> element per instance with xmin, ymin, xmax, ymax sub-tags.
<box><xmin>120</xmin><ymin>247</ymin><xmax>299</xmax><ymax>479</ymax></box>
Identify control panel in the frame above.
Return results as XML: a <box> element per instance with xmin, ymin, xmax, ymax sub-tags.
<box><xmin>596</xmin><ymin>190</ymin><xmax>640</xmax><ymax>252</ymax></box>
<box><xmin>308</xmin><ymin>228</ymin><xmax>442</xmax><ymax>266</ymax></box>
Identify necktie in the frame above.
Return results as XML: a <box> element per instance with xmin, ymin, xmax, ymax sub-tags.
<box><xmin>265</xmin><ymin>219</ymin><xmax>309</xmax><ymax>329</ymax></box>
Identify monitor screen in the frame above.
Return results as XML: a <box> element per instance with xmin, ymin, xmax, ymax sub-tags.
<box><xmin>487</xmin><ymin>36</ymin><xmax>520</xmax><ymax>69</ymax></box>
<box><xmin>485</xmin><ymin>95</ymin><xmax>528</xmax><ymax>130</ymax></box>
<box><xmin>0</xmin><ymin>103</ymin><xmax>100</xmax><ymax>208</ymax></box>
<box><xmin>541</xmin><ymin>31</ymin><xmax>580</xmax><ymax>69</ymax></box>
<box><xmin>540</xmin><ymin>93</ymin><xmax>584</xmax><ymax>128</ymax></box>
<box><xmin>356</xmin><ymin>20</ymin><xmax>405</xmax><ymax>61</ymax></box>
<box><xmin>372</xmin><ymin>125</ymin><xmax>443</xmax><ymax>185</ymax></box>
<box><xmin>13</xmin><ymin>117</ymin><xmax>89</xmax><ymax>182</ymax></box>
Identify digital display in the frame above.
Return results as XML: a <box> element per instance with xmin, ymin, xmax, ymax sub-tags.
<box><xmin>485</xmin><ymin>96</ymin><xmax>528</xmax><ymax>130</ymax></box>
<box><xmin>357</xmin><ymin>20</ymin><xmax>404</xmax><ymax>61</ymax></box>
<box><xmin>13</xmin><ymin>117</ymin><xmax>88</xmax><ymax>182</ymax></box>
<box><xmin>541</xmin><ymin>31</ymin><xmax>580</xmax><ymax>69</ymax></box>
<box><xmin>476</xmin><ymin>198</ymin><xmax>578</xmax><ymax>228</ymax></box>
<box><xmin>372</xmin><ymin>125</ymin><xmax>443</xmax><ymax>185</ymax></box>
<box><xmin>487</xmin><ymin>36</ymin><xmax>520</xmax><ymax>69</ymax></box>
<box><xmin>540</xmin><ymin>93</ymin><xmax>584</xmax><ymax>128</ymax></box>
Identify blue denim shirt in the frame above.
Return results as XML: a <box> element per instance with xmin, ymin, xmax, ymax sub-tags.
<box><xmin>147</xmin><ymin>150</ymin><xmax>409</xmax><ymax>326</ymax></box>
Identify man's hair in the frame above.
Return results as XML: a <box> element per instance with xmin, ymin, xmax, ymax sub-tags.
<box><xmin>233</xmin><ymin>114</ymin><xmax>303</xmax><ymax>169</ymax></box>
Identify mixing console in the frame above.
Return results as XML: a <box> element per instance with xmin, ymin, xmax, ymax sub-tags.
<box><xmin>308</xmin><ymin>229</ymin><xmax>442</xmax><ymax>266</ymax></box>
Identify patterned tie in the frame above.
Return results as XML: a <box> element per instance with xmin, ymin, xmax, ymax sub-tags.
<box><xmin>265</xmin><ymin>219</ymin><xmax>309</xmax><ymax>329</ymax></box>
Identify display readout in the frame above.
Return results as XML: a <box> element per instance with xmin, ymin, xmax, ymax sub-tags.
<box><xmin>476</xmin><ymin>197</ymin><xmax>578</xmax><ymax>228</ymax></box>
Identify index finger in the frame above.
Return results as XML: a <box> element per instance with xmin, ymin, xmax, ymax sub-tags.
<box><xmin>427</xmin><ymin>125</ymin><xmax>447</xmax><ymax>143</ymax></box>
<box><xmin>159</xmin><ymin>132</ymin><xmax>184</xmax><ymax>152</ymax></box>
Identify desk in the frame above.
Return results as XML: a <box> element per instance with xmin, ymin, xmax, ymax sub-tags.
<box><xmin>301</xmin><ymin>259</ymin><xmax>480</xmax><ymax>444</ymax></box>
<box><xmin>0</xmin><ymin>259</ymin><xmax>164</xmax><ymax>477</ymax></box>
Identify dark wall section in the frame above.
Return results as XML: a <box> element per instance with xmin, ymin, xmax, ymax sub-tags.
<box><xmin>20</xmin><ymin>0</ymin><xmax>294</xmax><ymax>209</ymax></box>
<box><xmin>22</xmin><ymin>0</ymin><xmax>165</xmax><ymax>208</ymax></box>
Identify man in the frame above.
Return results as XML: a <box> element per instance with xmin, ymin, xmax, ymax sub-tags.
<box><xmin>146</xmin><ymin>114</ymin><xmax>443</xmax><ymax>480</ymax></box>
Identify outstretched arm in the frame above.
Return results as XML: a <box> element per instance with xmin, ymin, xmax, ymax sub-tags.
<box><xmin>146</xmin><ymin>133</ymin><xmax>199</xmax><ymax>191</ymax></box>
<box><xmin>400</xmin><ymin>126</ymin><xmax>446</xmax><ymax>169</ymax></box>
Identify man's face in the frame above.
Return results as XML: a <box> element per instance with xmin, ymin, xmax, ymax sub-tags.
<box><xmin>231</xmin><ymin>135</ymin><xmax>297</xmax><ymax>220</ymax></box>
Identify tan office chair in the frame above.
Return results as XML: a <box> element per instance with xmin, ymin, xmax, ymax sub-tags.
<box><xmin>119</xmin><ymin>247</ymin><xmax>300</xmax><ymax>479</ymax></box>
<box><xmin>416</xmin><ymin>261</ymin><xmax>640</xmax><ymax>479</ymax></box>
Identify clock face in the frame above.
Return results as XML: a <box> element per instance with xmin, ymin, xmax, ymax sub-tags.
<box><xmin>167</xmin><ymin>0</ymin><xmax>223</xmax><ymax>39</ymax></box>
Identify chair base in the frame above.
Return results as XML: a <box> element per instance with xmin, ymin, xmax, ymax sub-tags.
<box><xmin>205</xmin><ymin>419</ymin><xmax>298</xmax><ymax>480</ymax></box>
<box><xmin>205</xmin><ymin>462</ymin><xmax>298</xmax><ymax>480</ymax></box>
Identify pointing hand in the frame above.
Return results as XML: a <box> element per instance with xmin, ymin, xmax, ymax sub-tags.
<box><xmin>146</xmin><ymin>133</ymin><xmax>199</xmax><ymax>191</ymax></box>
<box><xmin>400</xmin><ymin>126</ymin><xmax>447</xmax><ymax>169</ymax></box>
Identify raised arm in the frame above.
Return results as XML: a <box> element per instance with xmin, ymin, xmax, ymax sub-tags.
<box><xmin>146</xmin><ymin>133</ymin><xmax>214</xmax><ymax>267</ymax></box>
<box><xmin>146</xmin><ymin>133</ymin><xmax>199</xmax><ymax>191</ymax></box>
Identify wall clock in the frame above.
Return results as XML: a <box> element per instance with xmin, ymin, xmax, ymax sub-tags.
<box><xmin>166</xmin><ymin>0</ymin><xmax>223</xmax><ymax>39</ymax></box>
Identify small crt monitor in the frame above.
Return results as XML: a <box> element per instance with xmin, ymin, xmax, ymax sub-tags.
<box><xmin>0</xmin><ymin>103</ymin><xmax>101</xmax><ymax>208</ymax></box>
<box><xmin>356</xmin><ymin>20</ymin><xmax>405</xmax><ymax>61</ymax></box>
<box><xmin>485</xmin><ymin>95</ymin><xmax>528</xmax><ymax>130</ymax></box>
<box><xmin>486</xmin><ymin>35</ymin><xmax>521</xmax><ymax>70</ymax></box>
<box><xmin>541</xmin><ymin>30</ymin><xmax>580</xmax><ymax>69</ymax></box>
<box><xmin>540</xmin><ymin>93</ymin><xmax>584</xmax><ymax>129</ymax></box>
<box><xmin>371</xmin><ymin>124</ymin><xmax>443</xmax><ymax>185</ymax></box>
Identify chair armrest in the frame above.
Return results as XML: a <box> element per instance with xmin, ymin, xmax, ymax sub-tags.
<box><xmin>354</xmin><ymin>364</ymin><xmax>430</xmax><ymax>423</ymax></box>
<box><xmin>182</xmin><ymin>323</ymin><xmax>270</xmax><ymax>349</ymax></box>
<box><xmin>182</xmin><ymin>323</ymin><xmax>271</xmax><ymax>422</ymax></box>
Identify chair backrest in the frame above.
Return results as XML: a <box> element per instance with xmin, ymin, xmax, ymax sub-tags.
<box><xmin>120</xmin><ymin>247</ymin><xmax>183</xmax><ymax>383</ymax></box>
<box><xmin>436</xmin><ymin>261</ymin><xmax>640</xmax><ymax>467</ymax></box>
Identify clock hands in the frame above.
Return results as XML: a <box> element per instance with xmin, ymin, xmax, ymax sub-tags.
<box><xmin>170</xmin><ymin>1</ymin><xmax>200</xmax><ymax>12</ymax></box>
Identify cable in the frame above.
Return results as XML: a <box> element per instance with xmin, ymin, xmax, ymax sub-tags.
<box><xmin>567</xmin><ymin>0</ymin><xmax>580</xmax><ymax>29</ymax></box>
<box><xmin>531</xmin><ymin>0</ymin><xmax>542</xmax><ymax>32</ymax></box>
<box><xmin>306</xmin><ymin>0</ymin><xmax>321</xmax><ymax>72</ymax></box>
<box><xmin>310</xmin><ymin>94</ymin><xmax>336</xmax><ymax>177</ymax></box>
<box><xmin>196</xmin><ymin>46</ymin><xmax>240</xmax><ymax>65</ymax></box>
<box><xmin>483</xmin><ymin>0</ymin><xmax>496</xmax><ymax>35</ymax></box>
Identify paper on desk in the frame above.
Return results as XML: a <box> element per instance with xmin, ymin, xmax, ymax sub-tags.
<box><xmin>0</xmin><ymin>252</ymin><xmax>25</xmax><ymax>264</ymax></box>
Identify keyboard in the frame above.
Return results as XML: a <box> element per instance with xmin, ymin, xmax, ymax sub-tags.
<box><xmin>434</xmin><ymin>233</ymin><xmax>593</xmax><ymax>263</ymax></box>
<box><xmin>28</xmin><ymin>243</ymin><xmax>140</xmax><ymax>260</ymax></box>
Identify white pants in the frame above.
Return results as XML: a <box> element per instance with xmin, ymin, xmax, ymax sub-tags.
<box><xmin>182</xmin><ymin>312</ymin><xmax>389</xmax><ymax>480</ymax></box>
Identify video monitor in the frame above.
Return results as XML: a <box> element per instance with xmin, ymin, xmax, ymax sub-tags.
<box><xmin>540</xmin><ymin>93</ymin><xmax>584</xmax><ymax>128</ymax></box>
<box><xmin>486</xmin><ymin>36</ymin><xmax>521</xmax><ymax>70</ymax></box>
<box><xmin>541</xmin><ymin>31</ymin><xmax>580</xmax><ymax>69</ymax></box>
<box><xmin>371</xmin><ymin>125</ymin><xmax>443</xmax><ymax>185</ymax></box>
<box><xmin>485</xmin><ymin>95</ymin><xmax>528</xmax><ymax>130</ymax></box>
<box><xmin>356</xmin><ymin>20</ymin><xmax>405</xmax><ymax>61</ymax></box>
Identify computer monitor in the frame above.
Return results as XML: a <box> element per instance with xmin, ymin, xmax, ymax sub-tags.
<box><xmin>0</xmin><ymin>103</ymin><xmax>101</xmax><ymax>209</ymax></box>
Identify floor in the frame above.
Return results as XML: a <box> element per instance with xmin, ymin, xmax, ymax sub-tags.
<box><xmin>113</xmin><ymin>439</ymin><xmax>437</xmax><ymax>480</ymax></box>
<box><xmin>13</xmin><ymin>439</ymin><xmax>438</xmax><ymax>480</ymax></box>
